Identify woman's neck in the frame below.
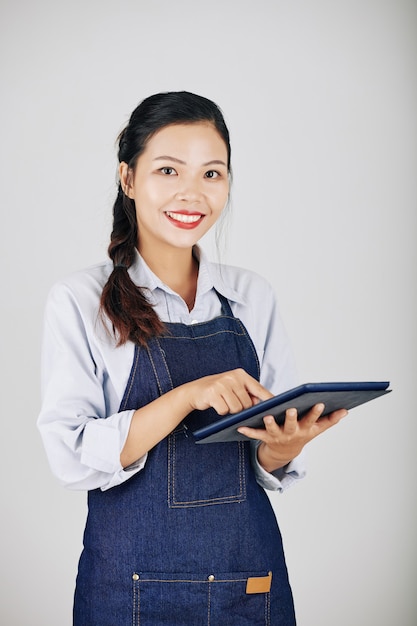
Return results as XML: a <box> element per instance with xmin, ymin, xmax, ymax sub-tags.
<box><xmin>139</xmin><ymin>245</ymin><xmax>199</xmax><ymax>310</ymax></box>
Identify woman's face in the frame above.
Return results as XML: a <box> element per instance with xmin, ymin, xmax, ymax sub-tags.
<box><xmin>120</xmin><ymin>122</ymin><xmax>230</xmax><ymax>256</ymax></box>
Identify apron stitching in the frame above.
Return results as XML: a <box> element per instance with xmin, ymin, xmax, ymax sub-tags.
<box><xmin>160</xmin><ymin>328</ymin><xmax>246</xmax><ymax>341</ymax></box>
<box><xmin>134</xmin><ymin>576</ymin><xmax>263</xmax><ymax>583</ymax></box>
<box><xmin>239</xmin><ymin>441</ymin><xmax>247</xmax><ymax>497</ymax></box>
<box><xmin>171</xmin><ymin>431</ymin><xmax>177</xmax><ymax>504</ymax></box>
<box><xmin>266</xmin><ymin>590</ymin><xmax>271</xmax><ymax>625</ymax></box>
<box><xmin>121</xmin><ymin>346</ymin><xmax>140</xmax><ymax>410</ymax></box>
<box><xmin>146</xmin><ymin>347</ymin><xmax>164</xmax><ymax>396</ymax></box>
<box><xmin>154</xmin><ymin>338</ymin><xmax>174</xmax><ymax>390</ymax></box>
<box><xmin>137</xmin><ymin>581</ymin><xmax>140</xmax><ymax>626</ymax></box>
<box><xmin>167</xmin><ymin>433</ymin><xmax>172</xmax><ymax>506</ymax></box>
<box><xmin>132</xmin><ymin>578</ymin><xmax>135</xmax><ymax>626</ymax></box>
<box><xmin>236</xmin><ymin>319</ymin><xmax>261</xmax><ymax>380</ymax></box>
<box><xmin>132</xmin><ymin>576</ymin><xmax>139</xmax><ymax>626</ymax></box>
<box><xmin>207</xmin><ymin>581</ymin><xmax>211</xmax><ymax>626</ymax></box>
<box><xmin>170</xmin><ymin>498</ymin><xmax>247</xmax><ymax>508</ymax></box>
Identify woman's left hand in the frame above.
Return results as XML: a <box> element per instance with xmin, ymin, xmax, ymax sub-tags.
<box><xmin>237</xmin><ymin>403</ymin><xmax>348</xmax><ymax>473</ymax></box>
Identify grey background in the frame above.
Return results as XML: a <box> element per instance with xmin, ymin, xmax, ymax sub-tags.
<box><xmin>1</xmin><ymin>1</ymin><xmax>416</xmax><ymax>624</ymax></box>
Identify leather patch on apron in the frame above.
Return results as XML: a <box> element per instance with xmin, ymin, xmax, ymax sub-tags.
<box><xmin>246</xmin><ymin>571</ymin><xmax>272</xmax><ymax>594</ymax></box>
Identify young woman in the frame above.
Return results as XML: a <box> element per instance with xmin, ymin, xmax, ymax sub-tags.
<box><xmin>38</xmin><ymin>91</ymin><xmax>347</xmax><ymax>625</ymax></box>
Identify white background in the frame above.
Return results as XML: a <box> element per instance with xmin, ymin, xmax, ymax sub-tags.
<box><xmin>1</xmin><ymin>1</ymin><xmax>416</xmax><ymax>624</ymax></box>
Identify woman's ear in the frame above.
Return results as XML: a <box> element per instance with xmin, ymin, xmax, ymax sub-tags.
<box><xmin>119</xmin><ymin>162</ymin><xmax>134</xmax><ymax>198</ymax></box>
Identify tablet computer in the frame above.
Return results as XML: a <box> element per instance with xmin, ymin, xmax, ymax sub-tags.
<box><xmin>192</xmin><ymin>381</ymin><xmax>391</xmax><ymax>444</ymax></box>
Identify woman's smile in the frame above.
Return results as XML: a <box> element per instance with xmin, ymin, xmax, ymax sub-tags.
<box><xmin>165</xmin><ymin>210</ymin><xmax>205</xmax><ymax>228</ymax></box>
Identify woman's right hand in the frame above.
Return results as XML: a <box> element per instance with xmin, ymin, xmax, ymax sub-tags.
<box><xmin>121</xmin><ymin>368</ymin><xmax>271</xmax><ymax>468</ymax></box>
<box><xmin>184</xmin><ymin>368</ymin><xmax>273</xmax><ymax>415</ymax></box>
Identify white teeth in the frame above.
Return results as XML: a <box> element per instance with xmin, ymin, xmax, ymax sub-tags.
<box><xmin>166</xmin><ymin>211</ymin><xmax>202</xmax><ymax>224</ymax></box>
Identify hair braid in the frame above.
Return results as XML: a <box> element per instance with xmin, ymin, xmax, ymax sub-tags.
<box><xmin>100</xmin><ymin>186</ymin><xmax>164</xmax><ymax>346</ymax></box>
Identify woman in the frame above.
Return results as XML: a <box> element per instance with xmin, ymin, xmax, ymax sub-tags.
<box><xmin>38</xmin><ymin>91</ymin><xmax>346</xmax><ymax>625</ymax></box>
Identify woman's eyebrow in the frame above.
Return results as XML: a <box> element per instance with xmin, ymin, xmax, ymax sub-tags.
<box><xmin>203</xmin><ymin>159</ymin><xmax>227</xmax><ymax>167</ymax></box>
<box><xmin>153</xmin><ymin>155</ymin><xmax>186</xmax><ymax>164</ymax></box>
<box><xmin>153</xmin><ymin>156</ymin><xmax>227</xmax><ymax>167</ymax></box>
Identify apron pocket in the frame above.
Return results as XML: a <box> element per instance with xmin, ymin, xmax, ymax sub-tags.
<box><xmin>168</xmin><ymin>433</ymin><xmax>247</xmax><ymax>508</ymax></box>
<box><xmin>132</xmin><ymin>570</ymin><xmax>271</xmax><ymax>626</ymax></box>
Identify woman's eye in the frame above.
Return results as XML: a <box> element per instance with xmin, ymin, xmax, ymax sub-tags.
<box><xmin>205</xmin><ymin>170</ymin><xmax>219</xmax><ymax>179</ymax></box>
<box><xmin>160</xmin><ymin>167</ymin><xmax>176</xmax><ymax>175</ymax></box>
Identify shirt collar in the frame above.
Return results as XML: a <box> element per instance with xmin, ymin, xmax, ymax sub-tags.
<box><xmin>128</xmin><ymin>245</ymin><xmax>246</xmax><ymax>306</ymax></box>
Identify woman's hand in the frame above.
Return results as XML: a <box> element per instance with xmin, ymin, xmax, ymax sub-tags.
<box><xmin>121</xmin><ymin>368</ymin><xmax>270</xmax><ymax>468</ymax></box>
<box><xmin>185</xmin><ymin>368</ymin><xmax>274</xmax><ymax>416</ymax></box>
<box><xmin>237</xmin><ymin>403</ymin><xmax>348</xmax><ymax>473</ymax></box>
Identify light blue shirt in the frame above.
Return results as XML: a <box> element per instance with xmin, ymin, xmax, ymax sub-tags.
<box><xmin>38</xmin><ymin>247</ymin><xmax>305</xmax><ymax>492</ymax></box>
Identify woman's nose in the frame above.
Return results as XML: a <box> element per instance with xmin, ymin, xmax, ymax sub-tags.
<box><xmin>175</xmin><ymin>176</ymin><xmax>203</xmax><ymax>202</ymax></box>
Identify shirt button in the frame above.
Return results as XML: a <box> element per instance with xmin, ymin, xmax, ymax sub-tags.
<box><xmin>191</xmin><ymin>319</ymin><xmax>199</xmax><ymax>325</ymax></box>
<box><xmin>132</xmin><ymin>573</ymin><xmax>139</xmax><ymax>581</ymax></box>
<box><xmin>207</xmin><ymin>574</ymin><xmax>215</xmax><ymax>582</ymax></box>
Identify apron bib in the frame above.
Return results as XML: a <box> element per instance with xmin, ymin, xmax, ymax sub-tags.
<box><xmin>74</xmin><ymin>295</ymin><xmax>296</xmax><ymax>625</ymax></box>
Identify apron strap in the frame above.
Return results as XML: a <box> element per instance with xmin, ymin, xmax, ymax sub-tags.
<box><xmin>145</xmin><ymin>337</ymin><xmax>174</xmax><ymax>396</ymax></box>
<box><xmin>215</xmin><ymin>291</ymin><xmax>234</xmax><ymax>317</ymax></box>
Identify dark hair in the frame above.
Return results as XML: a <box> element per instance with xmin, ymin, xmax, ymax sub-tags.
<box><xmin>100</xmin><ymin>91</ymin><xmax>232</xmax><ymax>346</ymax></box>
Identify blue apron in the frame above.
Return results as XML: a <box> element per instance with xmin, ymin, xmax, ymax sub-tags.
<box><xmin>73</xmin><ymin>294</ymin><xmax>296</xmax><ymax>625</ymax></box>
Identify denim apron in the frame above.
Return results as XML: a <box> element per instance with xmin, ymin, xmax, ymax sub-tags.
<box><xmin>73</xmin><ymin>295</ymin><xmax>296</xmax><ymax>625</ymax></box>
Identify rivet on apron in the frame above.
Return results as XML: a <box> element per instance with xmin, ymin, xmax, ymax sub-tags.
<box><xmin>207</xmin><ymin>574</ymin><xmax>215</xmax><ymax>582</ymax></box>
<box><xmin>132</xmin><ymin>573</ymin><xmax>139</xmax><ymax>581</ymax></box>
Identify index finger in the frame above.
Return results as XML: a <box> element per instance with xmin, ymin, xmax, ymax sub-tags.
<box><xmin>244</xmin><ymin>379</ymin><xmax>274</xmax><ymax>404</ymax></box>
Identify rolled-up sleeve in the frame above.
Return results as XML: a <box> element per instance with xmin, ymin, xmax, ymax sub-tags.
<box><xmin>251</xmin><ymin>442</ymin><xmax>306</xmax><ymax>492</ymax></box>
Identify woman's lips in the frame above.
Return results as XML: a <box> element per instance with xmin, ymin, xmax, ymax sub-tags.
<box><xmin>165</xmin><ymin>211</ymin><xmax>204</xmax><ymax>229</ymax></box>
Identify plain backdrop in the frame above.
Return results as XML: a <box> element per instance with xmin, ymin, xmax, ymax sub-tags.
<box><xmin>1</xmin><ymin>1</ymin><xmax>416</xmax><ymax>624</ymax></box>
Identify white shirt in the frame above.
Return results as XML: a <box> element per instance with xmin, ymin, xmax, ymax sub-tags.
<box><xmin>37</xmin><ymin>247</ymin><xmax>305</xmax><ymax>492</ymax></box>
